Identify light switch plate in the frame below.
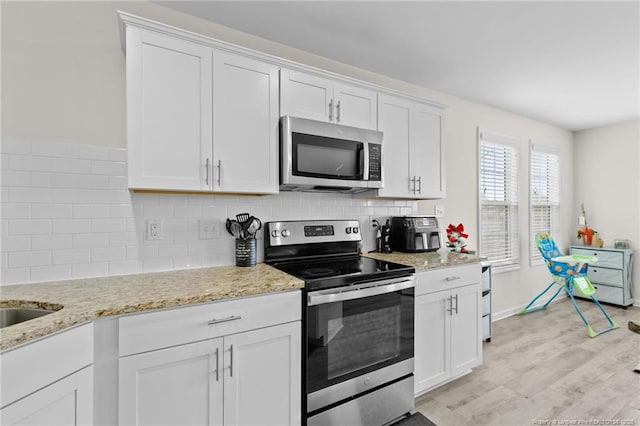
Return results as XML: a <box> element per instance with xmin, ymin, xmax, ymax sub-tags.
<box><xmin>199</xmin><ymin>219</ymin><xmax>221</xmax><ymax>240</ymax></box>
<box><xmin>578</xmin><ymin>216</ymin><xmax>586</xmax><ymax>225</ymax></box>
<box><xmin>435</xmin><ymin>205</ymin><xmax>445</xmax><ymax>217</ymax></box>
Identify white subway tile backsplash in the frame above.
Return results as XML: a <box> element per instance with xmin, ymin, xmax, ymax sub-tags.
<box><xmin>92</xmin><ymin>247</ymin><xmax>126</xmax><ymax>262</ymax></box>
<box><xmin>2</xmin><ymin>203</ymin><xmax>31</xmax><ymax>219</ymax></box>
<box><xmin>30</xmin><ymin>265</ymin><xmax>71</xmax><ymax>282</ymax></box>
<box><xmin>1</xmin><ymin>268</ymin><xmax>30</xmax><ymax>284</ymax></box>
<box><xmin>52</xmin><ymin>248</ymin><xmax>91</xmax><ymax>265</ymax></box>
<box><xmin>1</xmin><ymin>139</ymin><xmax>417</xmax><ymax>285</ymax></box>
<box><xmin>9</xmin><ymin>251</ymin><xmax>51</xmax><ymax>268</ymax></box>
<box><xmin>108</xmin><ymin>259</ymin><xmax>142</xmax><ymax>276</ymax></box>
<box><xmin>72</xmin><ymin>262</ymin><xmax>109</xmax><ymax>279</ymax></box>
<box><xmin>2</xmin><ymin>235</ymin><xmax>31</xmax><ymax>252</ymax></box>
<box><xmin>32</xmin><ymin>235</ymin><xmax>73</xmax><ymax>250</ymax></box>
<box><xmin>53</xmin><ymin>219</ymin><xmax>91</xmax><ymax>234</ymax></box>
<box><xmin>73</xmin><ymin>233</ymin><xmax>110</xmax><ymax>248</ymax></box>
<box><xmin>9</xmin><ymin>219</ymin><xmax>51</xmax><ymax>235</ymax></box>
<box><xmin>32</xmin><ymin>204</ymin><xmax>72</xmax><ymax>218</ymax></box>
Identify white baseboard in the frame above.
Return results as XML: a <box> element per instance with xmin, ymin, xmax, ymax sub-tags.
<box><xmin>492</xmin><ymin>293</ymin><xmax>568</xmax><ymax>322</ymax></box>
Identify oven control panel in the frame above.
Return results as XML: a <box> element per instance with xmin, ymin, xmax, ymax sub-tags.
<box><xmin>266</xmin><ymin>220</ymin><xmax>362</xmax><ymax>246</ymax></box>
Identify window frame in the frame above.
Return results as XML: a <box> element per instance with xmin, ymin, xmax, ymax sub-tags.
<box><xmin>477</xmin><ymin>128</ymin><xmax>520</xmax><ymax>272</ymax></box>
<box><xmin>529</xmin><ymin>141</ymin><xmax>561</xmax><ymax>266</ymax></box>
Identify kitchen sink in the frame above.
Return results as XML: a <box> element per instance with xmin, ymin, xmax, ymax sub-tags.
<box><xmin>0</xmin><ymin>307</ymin><xmax>55</xmax><ymax>328</ymax></box>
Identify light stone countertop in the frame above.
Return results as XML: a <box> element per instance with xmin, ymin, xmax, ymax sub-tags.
<box><xmin>0</xmin><ymin>264</ymin><xmax>304</xmax><ymax>351</ymax></box>
<box><xmin>363</xmin><ymin>249</ymin><xmax>482</xmax><ymax>271</ymax></box>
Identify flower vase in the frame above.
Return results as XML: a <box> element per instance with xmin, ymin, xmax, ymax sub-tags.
<box><xmin>582</xmin><ymin>233</ymin><xmax>593</xmax><ymax>246</ymax></box>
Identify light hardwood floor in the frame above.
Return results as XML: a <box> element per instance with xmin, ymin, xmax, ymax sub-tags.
<box><xmin>415</xmin><ymin>298</ymin><xmax>640</xmax><ymax>426</ymax></box>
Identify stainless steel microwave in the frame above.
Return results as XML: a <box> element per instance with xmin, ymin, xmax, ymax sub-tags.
<box><xmin>280</xmin><ymin>116</ymin><xmax>383</xmax><ymax>193</ymax></box>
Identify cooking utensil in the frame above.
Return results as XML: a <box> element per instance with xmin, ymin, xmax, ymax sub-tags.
<box><xmin>236</xmin><ymin>213</ymin><xmax>250</xmax><ymax>223</ymax></box>
<box><xmin>246</xmin><ymin>217</ymin><xmax>262</xmax><ymax>238</ymax></box>
<box><xmin>226</xmin><ymin>218</ymin><xmax>243</xmax><ymax>239</ymax></box>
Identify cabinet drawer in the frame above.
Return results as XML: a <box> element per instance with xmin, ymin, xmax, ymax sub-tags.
<box><xmin>119</xmin><ymin>290</ymin><xmax>300</xmax><ymax>357</ymax></box>
<box><xmin>588</xmin><ymin>267</ymin><xmax>624</xmax><ymax>287</ymax></box>
<box><xmin>570</xmin><ymin>248</ymin><xmax>624</xmax><ymax>269</ymax></box>
<box><xmin>574</xmin><ymin>283</ymin><xmax>623</xmax><ymax>305</ymax></box>
<box><xmin>416</xmin><ymin>264</ymin><xmax>481</xmax><ymax>296</ymax></box>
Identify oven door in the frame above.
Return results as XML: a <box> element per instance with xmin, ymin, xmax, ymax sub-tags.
<box><xmin>305</xmin><ymin>276</ymin><xmax>415</xmax><ymax>413</ymax></box>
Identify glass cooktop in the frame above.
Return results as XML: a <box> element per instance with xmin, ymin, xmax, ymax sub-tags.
<box><xmin>272</xmin><ymin>255</ymin><xmax>415</xmax><ymax>291</ymax></box>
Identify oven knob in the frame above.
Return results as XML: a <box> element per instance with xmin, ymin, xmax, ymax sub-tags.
<box><xmin>345</xmin><ymin>227</ymin><xmax>352</xmax><ymax>234</ymax></box>
<box><xmin>281</xmin><ymin>229</ymin><xmax>290</xmax><ymax>238</ymax></box>
<box><xmin>271</xmin><ymin>230</ymin><xmax>280</xmax><ymax>238</ymax></box>
<box><xmin>353</xmin><ymin>227</ymin><xmax>359</xmax><ymax>234</ymax></box>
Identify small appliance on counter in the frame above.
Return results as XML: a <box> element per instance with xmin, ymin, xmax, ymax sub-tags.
<box><xmin>390</xmin><ymin>216</ymin><xmax>442</xmax><ymax>253</ymax></box>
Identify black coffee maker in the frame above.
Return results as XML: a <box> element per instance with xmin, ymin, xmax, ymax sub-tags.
<box><xmin>390</xmin><ymin>216</ymin><xmax>441</xmax><ymax>252</ymax></box>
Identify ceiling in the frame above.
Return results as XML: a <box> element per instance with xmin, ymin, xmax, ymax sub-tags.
<box><xmin>157</xmin><ymin>1</ymin><xmax>639</xmax><ymax>131</ymax></box>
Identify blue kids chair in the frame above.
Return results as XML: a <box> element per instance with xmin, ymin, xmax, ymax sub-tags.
<box><xmin>518</xmin><ymin>233</ymin><xmax>619</xmax><ymax>337</ymax></box>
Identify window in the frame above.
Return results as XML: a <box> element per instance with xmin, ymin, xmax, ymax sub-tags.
<box><xmin>529</xmin><ymin>142</ymin><xmax>560</xmax><ymax>265</ymax></box>
<box><xmin>478</xmin><ymin>129</ymin><xmax>520</xmax><ymax>270</ymax></box>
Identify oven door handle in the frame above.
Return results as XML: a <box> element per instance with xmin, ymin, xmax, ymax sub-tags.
<box><xmin>307</xmin><ymin>276</ymin><xmax>415</xmax><ymax>306</ymax></box>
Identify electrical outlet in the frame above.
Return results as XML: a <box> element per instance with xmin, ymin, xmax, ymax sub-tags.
<box><xmin>578</xmin><ymin>216</ymin><xmax>586</xmax><ymax>225</ymax></box>
<box><xmin>199</xmin><ymin>219</ymin><xmax>221</xmax><ymax>240</ymax></box>
<box><xmin>435</xmin><ymin>205</ymin><xmax>445</xmax><ymax>217</ymax></box>
<box><xmin>147</xmin><ymin>219</ymin><xmax>162</xmax><ymax>241</ymax></box>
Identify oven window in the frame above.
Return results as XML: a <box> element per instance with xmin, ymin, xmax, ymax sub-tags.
<box><xmin>292</xmin><ymin>133</ymin><xmax>362</xmax><ymax>180</ymax></box>
<box><xmin>306</xmin><ymin>288</ymin><xmax>414</xmax><ymax>393</ymax></box>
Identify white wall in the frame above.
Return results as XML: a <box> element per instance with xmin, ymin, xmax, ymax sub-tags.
<box><xmin>574</xmin><ymin>120</ymin><xmax>640</xmax><ymax>305</ymax></box>
<box><xmin>1</xmin><ymin>1</ymin><xmax>579</xmax><ymax>315</ymax></box>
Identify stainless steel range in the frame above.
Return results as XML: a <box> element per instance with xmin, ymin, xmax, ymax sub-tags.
<box><xmin>264</xmin><ymin>220</ymin><xmax>416</xmax><ymax>426</ymax></box>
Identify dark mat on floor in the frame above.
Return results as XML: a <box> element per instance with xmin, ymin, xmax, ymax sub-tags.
<box><xmin>392</xmin><ymin>412</ymin><xmax>437</xmax><ymax>426</ymax></box>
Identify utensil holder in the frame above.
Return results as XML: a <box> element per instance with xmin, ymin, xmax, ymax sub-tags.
<box><xmin>235</xmin><ymin>239</ymin><xmax>256</xmax><ymax>267</ymax></box>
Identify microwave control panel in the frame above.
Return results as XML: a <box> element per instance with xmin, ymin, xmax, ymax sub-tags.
<box><xmin>368</xmin><ymin>143</ymin><xmax>382</xmax><ymax>181</ymax></box>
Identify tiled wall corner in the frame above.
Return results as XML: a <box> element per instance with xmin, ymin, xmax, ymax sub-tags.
<box><xmin>1</xmin><ymin>139</ymin><xmax>417</xmax><ymax>285</ymax></box>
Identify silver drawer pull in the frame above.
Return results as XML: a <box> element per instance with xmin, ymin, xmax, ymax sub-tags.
<box><xmin>445</xmin><ymin>276</ymin><xmax>461</xmax><ymax>281</ymax></box>
<box><xmin>207</xmin><ymin>315</ymin><xmax>242</xmax><ymax>325</ymax></box>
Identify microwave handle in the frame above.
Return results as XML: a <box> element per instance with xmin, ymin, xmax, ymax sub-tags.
<box><xmin>361</xmin><ymin>143</ymin><xmax>369</xmax><ymax>180</ymax></box>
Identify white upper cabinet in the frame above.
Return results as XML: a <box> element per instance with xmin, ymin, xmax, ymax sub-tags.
<box><xmin>123</xmin><ymin>21</ymin><xmax>279</xmax><ymax>194</ymax></box>
<box><xmin>377</xmin><ymin>93</ymin><xmax>445</xmax><ymax>199</ymax></box>
<box><xmin>280</xmin><ymin>69</ymin><xmax>377</xmax><ymax>130</ymax></box>
<box><xmin>212</xmin><ymin>51</ymin><xmax>279</xmax><ymax>193</ymax></box>
<box><xmin>126</xmin><ymin>27</ymin><xmax>213</xmax><ymax>191</ymax></box>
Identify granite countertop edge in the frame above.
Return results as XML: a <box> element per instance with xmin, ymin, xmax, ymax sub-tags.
<box><xmin>0</xmin><ymin>263</ymin><xmax>304</xmax><ymax>352</ymax></box>
<box><xmin>363</xmin><ymin>249</ymin><xmax>483</xmax><ymax>271</ymax></box>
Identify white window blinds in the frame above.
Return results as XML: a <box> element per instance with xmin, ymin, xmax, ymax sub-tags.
<box><xmin>529</xmin><ymin>142</ymin><xmax>560</xmax><ymax>265</ymax></box>
<box><xmin>478</xmin><ymin>129</ymin><xmax>520</xmax><ymax>269</ymax></box>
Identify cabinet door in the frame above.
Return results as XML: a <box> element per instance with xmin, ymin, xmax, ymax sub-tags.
<box><xmin>412</xmin><ymin>103</ymin><xmax>445</xmax><ymax>198</ymax></box>
<box><xmin>0</xmin><ymin>366</ymin><xmax>93</xmax><ymax>426</ymax></box>
<box><xmin>377</xmin><ymin>94</ymin><xmax>412</xmax><ymax>198</ymax></box>
<box><xmin>333</xmin><ymin>83</ymin><xmax>377</xmax><ymax>130</ymax></box>
<box><xmin>414</xmin><ymin>290</ymin><xmax>450</xmax><ymax>394</ymax></box>
<box><xmin>280</xmin><ymin>69</ymin><xmax>332</xmax><ymax>122</ymax></box>
<box><xmin>212</xmin><ymin>51</ymin><xmax>279</xmax><ymax>194</ymax></box>
<box><xmin>450</xmin><ymin>284</ymin><xmax>482</xmax><ymax>377</ymax></box>
<box><xmin>119</xmin><ymin>339</ymin><xmax>223</xmax><ymax>426</ymax></box>
<box><xmin>126</xmin><ymin>27</ymin><xmax>213</xmax><ymax>191</ymax></box>
<box><xmin>224</xmin><ymin>322</ymin><xmax>301</xmax><ymax>426</ymax></box>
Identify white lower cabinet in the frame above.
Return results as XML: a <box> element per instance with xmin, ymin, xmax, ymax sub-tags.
<box><xmin>118</xmin><ymin>291</ymin><xmax>301</xmax><ymax>426</ymax></box>
<box><xmin>0</xmin><ymin>366</ymin><xmax>93</xmax><ymax>426</ymax></box>
<box><xmin>0</xmin><ymin>324</ymin><xmax>94</xmax><ymax>425</ymax></box>
<box><xmin>414</xmin><ymin>265</ymin><xmax>482</xmax><ymax>395</ymax></box>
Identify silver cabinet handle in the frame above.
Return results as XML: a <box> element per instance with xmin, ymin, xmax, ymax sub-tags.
<box><xmin>336</xmin><ymin>100</ymin><xmax>341</xmax><ymax>122</ymax></box>
<box><xmin>445</xmin><ymin>276</ymin><xmax>461</xmax><ymax>281</ymax></box>
<box><xmin>410</xmin><ymin>176</ymin><xmax>416</xmax><ymax>193</ymax></box>
<box><xmin>228</xmin><ymin>344</ymin><xmax>234</xmax><ymax>377</ymax></box>
<box><xmin>453</xmin><ymin>294</ymin><xmax>459</xmax><ymax>314</ymax></box>
<box><xmin>329</xmin><ymin>99</ymin><xmax>333</xmax><ymax>121</ymax></box>
<box><xmin>205</xmin><ymin>158</ymin><xmax>210</xmax><ymax>186</ymax></box>
<box><xmin>207</xmin><ymin>315</ymin><xmax>242</xmax><ymax>325</ymax></box>
<box><xmin>417</xmin><ymin>176</ymin><xmax>422</xmax><ymax>194</ymax></box>
<box><xmin>214</xmin><ymin>347</ymin><xmax>219</xmax><ymax>381</ymax></box>
<box><xmin>217</xmin><ymin>160</ymin><xmax>222</xmax><ymax>187</ymax></box>
<box><xmin>447</xmin><ymin>295</ymin><xmax>453</xmax><ymax>316</ymax></box>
